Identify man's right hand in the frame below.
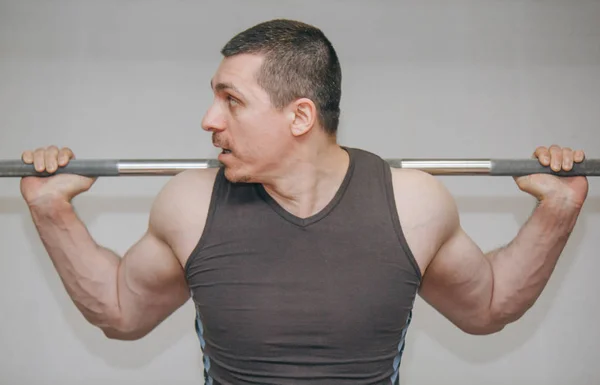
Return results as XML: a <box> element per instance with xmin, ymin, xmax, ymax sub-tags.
<box><xmin>20</xmin><ymin>146</ymin><xmax>96</xmax><ymax>207</ymax></box>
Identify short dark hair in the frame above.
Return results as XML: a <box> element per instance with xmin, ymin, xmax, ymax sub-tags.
<box><xmin>221</xmin><ymin>19</ymin><xmax>342</xmax><ymax>136</ymax></box>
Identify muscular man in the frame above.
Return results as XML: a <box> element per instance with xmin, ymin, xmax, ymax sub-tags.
<box><xmin>20</xmin><ymin>19</ymin><xmax>588</xmax><ymax>384</ymax></box>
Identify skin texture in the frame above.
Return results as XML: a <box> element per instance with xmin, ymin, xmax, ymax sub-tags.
<box><xmin>20</xmin><ymin>53</ymin><xmax>588</xmax><ymax>340</ymax></box>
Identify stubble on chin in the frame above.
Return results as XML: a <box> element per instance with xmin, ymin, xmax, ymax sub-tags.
<box><xmin>224</xmin><ymin>167</ymin><xmax>253</xmax><ymax>184</ymax></box>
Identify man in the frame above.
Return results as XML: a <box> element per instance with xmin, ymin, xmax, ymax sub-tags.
<box><xmin>20</xmin><ymin>19</ymin><xmax>588</xmax><ymax>385</ymax></box>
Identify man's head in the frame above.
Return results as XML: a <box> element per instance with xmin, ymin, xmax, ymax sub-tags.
<box><xmin>201</xmin><ymin>19</ymin><xmax>342</xmax><ymax>183</ymax></box>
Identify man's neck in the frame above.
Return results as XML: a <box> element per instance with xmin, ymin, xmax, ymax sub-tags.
<box><xmin>261</xmin><ymin>144</ymin><xmax>350</xmax><ymax>219</ymax></box>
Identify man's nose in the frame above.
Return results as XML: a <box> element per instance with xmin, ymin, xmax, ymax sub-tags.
<box><xmin>201</xmin><ymin>102</ymin><xmax>226</xmax><ymax>132</ymax></box>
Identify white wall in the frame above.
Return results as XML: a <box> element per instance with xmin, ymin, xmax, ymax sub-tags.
<box><xmin>1</xmin><ymin>0</ymin><xmax>599</xmax><ymax>384</ymax></box>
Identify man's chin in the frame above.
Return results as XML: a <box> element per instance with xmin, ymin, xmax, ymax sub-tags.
<box><xmin>223</xmin><ymin>167</ymin><xmax>252</xmax><ymax>184</ymax></box>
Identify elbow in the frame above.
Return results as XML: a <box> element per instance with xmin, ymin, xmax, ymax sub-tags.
<box><xmin>457</xmin><ymin>309</ymin><xmax>513</xmax><ymax>336</ymax></box>
<box><xmin>484</xmin><ymin>300</ymin><xmax>531</xmax><ymax>333</ymax></box>
<box><xmin>95</xmin><ymin>314</ymin><xmax>150</xmax><ymax>341</ymax></box>
<box><xmin>102</xmin><ymin>328</ymin><xmax>148</xmax><ymax>341</ymax></box>
<box><xmin>461</xmin><ymin>293</ymin><xmax>533</xmax><ymax>335</ymax></box>
<box><xmin>459</xmin><ymin>321</ymin><xmax>506</xmax><ymax>336</ymax></box>
<box><xmin>101</xmin><ymin>323</ymin><xmax>149</xmax><ymax>341</ymax></box>
<box><xmin>101</xmin><ymin>326</ymin><xmax>129</xmax><ymax>340</ymax></box>
<box><xmin>464</xmin><ymin>308</ymin><xmax>530</xmax><ymax>335</ymax></box>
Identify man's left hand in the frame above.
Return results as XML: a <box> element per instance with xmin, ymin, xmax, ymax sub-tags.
<box><xmin>514</xmin><ymin>144</ymin><xmax>589</xmax><ymax>209</ymax></box>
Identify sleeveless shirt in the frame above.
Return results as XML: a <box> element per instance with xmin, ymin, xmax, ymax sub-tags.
<box><xmin>184</xmin><ymin>147</ymin><xmax>422</xmax><ymax>385</ymax></box>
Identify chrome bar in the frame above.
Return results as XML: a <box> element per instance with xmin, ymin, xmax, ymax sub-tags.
<box><xmin>394</xmin><ymin>159</ymin><xmax>492</xmax><ymax>175</ymax></box>
<box><xmin>117</xmin><ymin>159</ymin><xmax>221</xmax><ymax>175</ymax></box>
<box><xmin>115</xmin><ymin>159</ymin><xmax>494</xmax><ymax>175</ymax></box>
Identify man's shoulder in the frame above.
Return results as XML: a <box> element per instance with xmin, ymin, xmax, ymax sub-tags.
<box><xmin>388</xmin><ymin>168</ymin><xmax>460</xmax><ymax>275</ymax></box>
<box><xmin>343</xmin><ymin>147</ymin><xmax>450</xmax><ymax>202</ymax></box>
<box><xmin>156</xmin><ymin>167</ymin><xmax>218</xmax><ymax>200</ymax></box>
<box><xmin>345</xmin><ymin>147</ymin><xmax>451</xmax><ymax>201</ymax></box>
<box><xmin>389</xmin><ymin>168</ymin><xmax>459</xmax><ymax>243</ymax></box>
<box><xmin>390</xmin><ymin>167</ymin><xmax>441</xmax><ymax>189</ymax></box>
<box><xmin>389</xmin><ymin>167</ymin><xmax>457</xmax><ymax>217</ymax></box>
<box><xmin>149</xmin><ymin>168</ymin><xmax>219</xmax><ymax>227</ymax></box>
<box><xmin>147</xmin><ymin>168</ymin><xmax>220</xmax><ymax>262</ymax></box>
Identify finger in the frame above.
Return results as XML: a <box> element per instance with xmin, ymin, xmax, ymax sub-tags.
<box><xmin>561</xmin><ymin>147</ymin><xmax>573</xmax><ymax>171</ymax></box>
<box><xmin>534</xmin><ymin>146</ymin><xmax>550</xmax><ymax>166</ymax></box>
<box><xmin>574</xmin><ymin>149</ymin><xmax>585</xmax><ymax>163</ymax></box>
<box><xmin>58</xmin><ymin>147</ymin><xmax>75</xmax><ymax>167</ymax></box>
<box><xmin>549</xmin><ymin>144</ymin><xmax>562</xmax><ymax>172</ymax></box>
<box><xmin>45</xmin><ymin>145</ymin><xmax>60</xmax><ymax>173</ymax></box>
<box><xmin>21</xmin><ymin>150</ymin><xmax>34</xmax><ymax>164</ymax></box>
<box><xmin>33</xmin><ymin>147</ymin><xmax>47</xmax><ymax>173</ymax></box>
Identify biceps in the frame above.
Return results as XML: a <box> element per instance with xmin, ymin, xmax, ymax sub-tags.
<box><xmin>116</xmin><ymin>231</ymin><xmax>190</xmax><ymax>333</ymax></box>
<box><xmin>419</xmin><ymin>227</ymin><xmax>494</xmax><ymax>331</ymax></box>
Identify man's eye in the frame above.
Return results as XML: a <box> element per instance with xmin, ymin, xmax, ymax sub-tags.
<box><xmin>227</xmin><ymin>96</ymin><xmax>239</xmax><ymax>106</ymax></box>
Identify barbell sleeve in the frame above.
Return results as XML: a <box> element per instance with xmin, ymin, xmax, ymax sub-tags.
<box><xmin>490</xmin><ymin>159</ymin><xmax>599</xmax><ymax>177</ymax></box>
<box><xmin>0</xmin><ymin>160</ymin><xmax>120</xmax><ymax>177</ymax></box>
<box><xmin>0</xmin><ymin>158</ymin><xmax>598</xmax><ymax>178</ymax></box>
<box><xmin>395</xmin><ymin>159</ymin><xmax>600</xmax><ymax>176</ymax></box>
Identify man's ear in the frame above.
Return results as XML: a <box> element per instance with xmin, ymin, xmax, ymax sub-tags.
<box><xmin>289</xmin><ymin>98</ymin><xmax>317</xmax><ymax>137</ymax></box>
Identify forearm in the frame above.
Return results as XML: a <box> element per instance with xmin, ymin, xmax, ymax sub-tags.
<box><xmin>29</xmin><ymin>199</ymin><xmax>123</xmax><ymax>330</ymax></box>
<box><xmin>487</xmin><ymin>197</ymin><xmax>581</xmax><ymax>325</ymax></box>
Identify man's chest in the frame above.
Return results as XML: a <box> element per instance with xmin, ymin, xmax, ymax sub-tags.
<box><xmin>185</xmin><ymin>230</ymin><xmax>419</xmax><ymax>355</ymax></box>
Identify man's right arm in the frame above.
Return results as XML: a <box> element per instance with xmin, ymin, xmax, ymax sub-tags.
<box><xmin>27</xmin><ymin>168</ymin><xmax>216</xmax><ymax>340</ymax></box>
<box><xmin>391</xmin><ymin>145</ymin><xmax>586</xmax><ymax>335</ymax></box>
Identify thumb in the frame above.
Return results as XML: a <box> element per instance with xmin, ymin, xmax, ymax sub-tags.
<box><xmin>60</xmin><ymin>175</ymin><xmax>97</xmax><ymax>201</ymax></box>
<box><xmin>514</xmin><ymin>175</ymin><xmax>543</xmax><ymax>201</ymax></box>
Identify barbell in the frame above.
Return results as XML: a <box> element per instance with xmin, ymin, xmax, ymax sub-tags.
<box><xmin>0</xmin><ymin>158</ymin><xmax>599</xmax><ymax>177</ymax></box>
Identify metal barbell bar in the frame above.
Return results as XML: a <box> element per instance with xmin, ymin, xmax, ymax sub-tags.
<box><xmin>0</xmin><ymin>158</ymin><xmax>599</xmax><ymax>177</ymax></box>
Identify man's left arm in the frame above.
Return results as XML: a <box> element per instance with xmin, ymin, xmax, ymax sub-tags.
<box><xmin>412</xmin><ymin>145</ymin><xmax>588</xmax><ymax>335</ymax></box>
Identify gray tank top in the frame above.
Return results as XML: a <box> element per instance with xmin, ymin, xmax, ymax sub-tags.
<box><xmin>185</xmin><ymin>147</ymin><xmax>422</xmax><ymax>385</ymax></box>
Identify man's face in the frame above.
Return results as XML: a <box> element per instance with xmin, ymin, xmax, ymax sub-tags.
<box><xmin>202</xmin><ymin>54</ymin><xmax>291</xmax><ymax>183</ymax></box>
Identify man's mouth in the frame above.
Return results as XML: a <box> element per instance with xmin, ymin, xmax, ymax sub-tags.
<box><xmin>222</xmin><ymin>149</ymin><xmax>232</xmax><ymax>154</ymax></box>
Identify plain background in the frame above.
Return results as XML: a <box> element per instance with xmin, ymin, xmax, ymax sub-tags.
<box><xmin>1</xmin><ymin>0</ymin><xmax>599</xmax><ymax>384</ymax></box>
